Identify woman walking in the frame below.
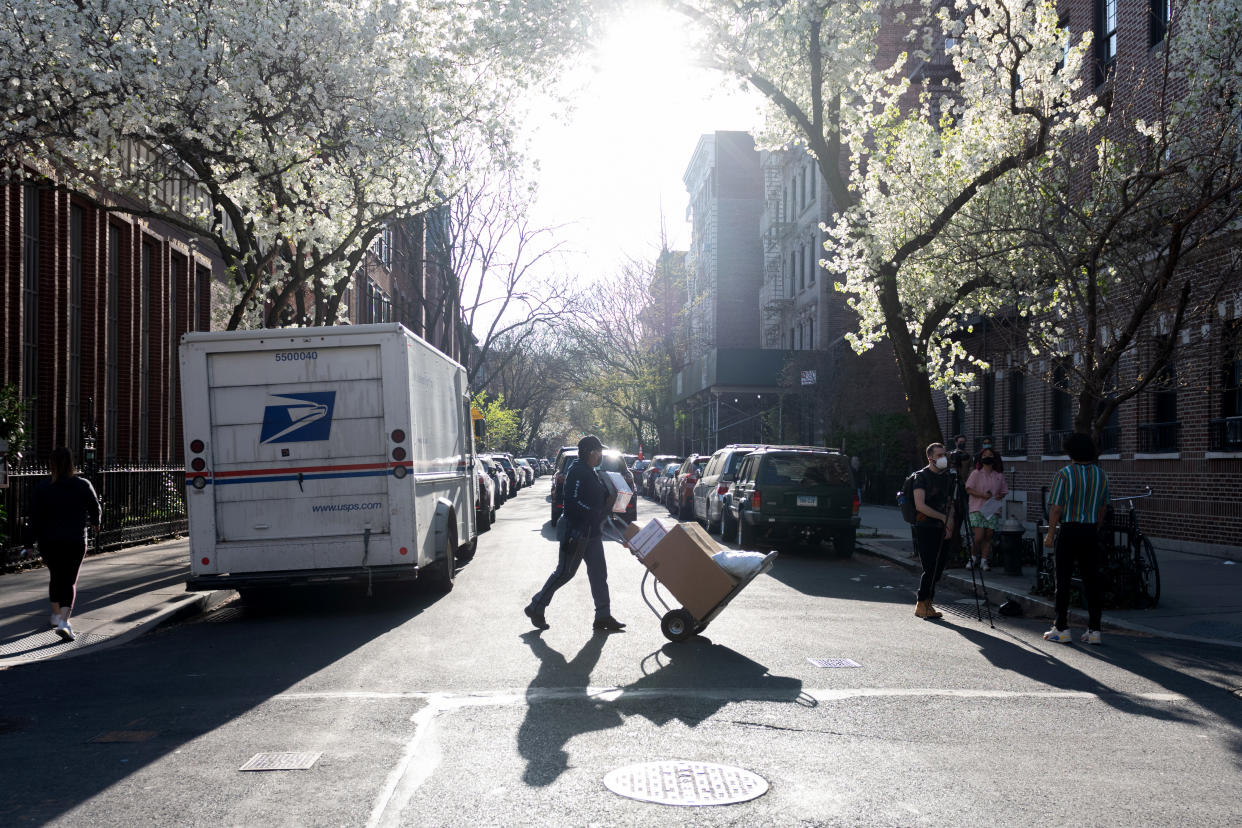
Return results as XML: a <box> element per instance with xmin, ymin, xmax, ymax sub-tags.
<box><xmin>23</xmin><ymin>447</ymin><xmax>102</xmax><ymax>641</ymax></box>
<box><xmin>964</xmin><ymin>447</ymin><xmax>1007</xmax><ymax>571</ymax></box>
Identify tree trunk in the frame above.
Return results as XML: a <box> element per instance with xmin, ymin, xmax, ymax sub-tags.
<box><xmin>878</xmin><ymin>267</ymin><xmax>943</xmax><ymax>451</ymax></box>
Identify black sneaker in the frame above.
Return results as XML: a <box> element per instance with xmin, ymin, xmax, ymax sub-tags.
<box><xmin>524</xmin><ymin>604</ymin><xmax>549</xmax><ymax>630</ymax></box>
<box><xmin>592</xmin><ymin>616</ymin><xmax>626</xmax><ymax>631</ymax></box>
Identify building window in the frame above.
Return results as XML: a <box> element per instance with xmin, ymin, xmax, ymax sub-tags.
<box><xmin>809</xmin><ymin>167</ymin><xmax>816</xmax><ymax>201</ymax></box>
<box><xmin>807</xmin><ymin>316</ymin><xmax>814</xmax><ymax>350</ymax></box>
<box><xmin>789</xmin><ymin>326</ymin><xmax>795</xmax><ymax>350</ymax></box>
<box><xmin>1095</xmin><ymin>0</ymin><xmax>1118</xmax><ymax>83</ymax></box>
<box><xmin>375</xmin><ymin>225</ymin><xmax>393</xmax><ymax>268</ymax></box>
<box><xmin>1150</xmin><ymin>0</ymin><xmax>1171</xmax><ymax>46</ymax></box>
<box><xmin>1140</xmin><ymin>338</ymin><xmax>1179</xmax><ymax>452</ymax></box>
<box><xmin>798</xmin><ymin>247</ymin><xmax>805</xmax><ymax>291</ymax></box>
<box><xmin>106</xmin><ymin>225</ymin><xmax>121</xmax><ymax>462</ymax></box>
<box><xmin>1006</xmin><ymin>371</ymin><xmax>1026</xmax><ymax>454</ymax></box>
<box><xmin>1214</xmin><ymin>320</ymin><xmax>1242</xmax><ymax>450</ymax></box>
<box><xmin>1051</xmin><ymin>362</ymin><xmax>1073</xmax><ymax>432</ymax></box>
<box><xmin>22</xmin><ymin>184</ymin><xmax>39</xmax><ymax>452</ymax></box>
<box><xmin>69</xmin><ymin>205</ymin><xmax>83</xmax><ymax>449</ymax></box>
<box><xmin>168</xmin><ymin>257</ymin><xmax>181</xmax><ymax>459</ymax></box>
<box><xmin>950</xmin><ymin>395</ymin><xmax>965</xmax><ymax>439</ymax></box>
<box><xmin>139</xmin><ymin>240</ymin><xmax>153</xmax><ymax>461</ymax></box>
<box><xmin>982</xmin><ymin>373</ymin><xmax>995</xmax><ymax>440</ymax></box>
<box><xmin>808</xmin><ymin>244</ymin><xmax>816</xmax><ymax>286</ymax></box>
<box><xmin>788</xmin><ymin>251</ymin><xmax>796</xmax><ymax>297</ymax></box>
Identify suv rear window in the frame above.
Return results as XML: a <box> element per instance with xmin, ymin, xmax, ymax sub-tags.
<box><xmin>758</xmin><ymin>454</ymin><xmax>850</xmax><ymax>486</ymax></box>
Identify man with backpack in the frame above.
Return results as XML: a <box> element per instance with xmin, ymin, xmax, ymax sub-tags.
<box><xmin>908</xmin><ymin>442</ymin><xmax>954</xmax><ymax>619</ymax></box>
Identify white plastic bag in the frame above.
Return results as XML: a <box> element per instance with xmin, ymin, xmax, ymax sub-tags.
<box><xmin>712</xmin><ymin>549</ymin><xmax>766</xmax><ymax>579</ymax></box>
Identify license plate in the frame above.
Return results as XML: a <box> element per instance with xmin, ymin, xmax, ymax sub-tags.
<box><xmin>796</xmin><ymin>495</ymin><xmax>817</xmax><ymax>507</ymax></box>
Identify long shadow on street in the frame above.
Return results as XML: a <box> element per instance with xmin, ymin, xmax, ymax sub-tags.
<box><xmin>517</xmin><ymin>632</ymin><xmax>808</xmax><ymax>787</ymax></box>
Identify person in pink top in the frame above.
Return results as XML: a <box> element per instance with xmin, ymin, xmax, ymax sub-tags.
<box><xmin>964</xmin><ymin>447</ymin><xmax>1007</xmax><ymax>571</ymax></box>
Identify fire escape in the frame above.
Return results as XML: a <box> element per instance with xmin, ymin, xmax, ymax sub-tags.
<box><xmin>760</xmin><ymin>161</ymin><xmax>791</xmax><ymax>347</ymax></box>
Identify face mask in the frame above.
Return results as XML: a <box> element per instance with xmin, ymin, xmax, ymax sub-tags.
<box><xmin>934</xmin><ymin>456</ymin><xmax>948</xmax><ymax>470</ymax></box>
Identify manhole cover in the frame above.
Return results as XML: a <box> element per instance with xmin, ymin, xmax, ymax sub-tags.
<box><xmin>807</xmin><ymin>658</ymin><xmax>861</xmax><ymax>668</ymax></box>
<box><xmin>238</xmin><ymin>752</ymin><xmax>322</xmax><ymax>772</ymax></box>
<box><xmin>603</xmin><ymin>761</ymin><xmax>767</xmax><ymax>806</ymax></box>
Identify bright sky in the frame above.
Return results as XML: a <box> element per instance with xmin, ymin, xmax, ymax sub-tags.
<box><xmin>522</xmin><ymin>1</ymin><xmax>767</xmax><ymax>277</ymax></box>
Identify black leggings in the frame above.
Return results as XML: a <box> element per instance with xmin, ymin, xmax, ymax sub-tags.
<box><xmin>44</xmin><ymin>540</ymin><xmax>87</xmax><ymax>609</ymax></box>
<box><xmin>913</xmin><ymin>522</ymin><xmax>947</xmax><ymax>601</ymax></box>
<box><xmin>1054</xmin><ymin>522</ymin><xmax>1104</xmax><ymax>631</ymax></box>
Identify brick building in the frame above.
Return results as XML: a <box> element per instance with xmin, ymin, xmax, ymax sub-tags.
<box><xmin>932</xmin><ymin>1</ymin><xmax>1242</xmax><ymax>553</ymax></box>
<box><xmin>2</xmin><ymin>171</ymin><xmax>218</xmax><ymax>467</ymax></box>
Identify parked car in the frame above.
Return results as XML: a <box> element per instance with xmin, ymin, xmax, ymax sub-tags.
<box><xmin>631</xmin><ymin>458</ymin><xmax>651</xmax><ymax>479</ymax></box>
<box><xmin>481</xmin><ymin>455</ymin><xmax>508</xmax><ymax>506</ymax></box>
<box><xmin>643</xmin><ymin>455</ymin><xmax>682</xmax><ymax>498</ymax></box>
<box><xmin>515</xmin><ymin>457</ymin><xmax>535</xmax><ymax>486</ymax></box>
<box><xmin>549</xmin><ymin>448</ymin><xmax>578</xmax><ymax>524</ymax></box>
<box><xmin>727</xmin><ymin>446</ymin><xmax>860</xmax><ymax>555</ymax></box>
<box><xmin>539</xmin><ymin>459</ymin><xmax>553</xmax><ymax>475</ymax></box>
<box><xmin>599</xmin><ymin>449</ymin><xmax>638</xmax><ymax>524</ymax></box>
<box><xmin>522</xmin><ymin>457</ymin><xmax>543</xmax><ymax>478</ymax></box>
<box><xmin>474</xmin><ymin>457</ymin><xmax>496</xmax><ymax>532</ymax></box>
<box><xmin>692</xmin><ymin>444</ymin><xmax>761</xmax><ymax>534</ymax></box>
<box><xmin>652</xmin><ymin>461</ymin><xmax>681</xmax><ymax>508</ymax></box>
<box><xmin>668</xmin><ymin>454</ymin><xmax>709</xmax><ymax>520</ymax></box>
<box><xmin>495</xmin><ymin>454</ymin><xmax>521</xmax><ymax>492</ymax></box>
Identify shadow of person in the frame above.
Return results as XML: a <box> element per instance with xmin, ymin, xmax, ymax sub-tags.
<box><xmin>517</xmin><ymin>630</ymin><xmax>621</xmax><ymax>786</ymax></box>
<box><xmin>612</xmin><ymin>638</ymin><xmax>810</xmax><ymax>727</ymax></box>
<box><xmin>948</xmin><ymin>620</ymin><xmax>1195</xmax><ymax>724</ymax></box>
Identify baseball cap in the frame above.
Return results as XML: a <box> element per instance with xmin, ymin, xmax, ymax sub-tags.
<box><xmin>577</xmin><ymin>434</ymin><xmax>604</xmax><ymax>454</ymax></box>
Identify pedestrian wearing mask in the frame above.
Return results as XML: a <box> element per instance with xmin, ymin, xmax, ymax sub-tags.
<box><xmin>964</xmin><ymin>448</ymin><xmax>1007</xmax><ymax>571</ymax></box>
<box><xmin>1043</xmin><ymin>433</ymin><xmax>1110</xmax><ymax>645</ymax></box>
<box><xmin>525</xmin><ymin>435</ymin><xmax>626</xmax><ymax>632</ymax></box>
<box><xmin>22</xmin><ymin>446</ymin><xmax>102</xmax><ymax>641</ymax></box>
<box><xmin>912</xmin><ymin>442</ymin><xmax>954</xmax><ymax>619</ymax></box>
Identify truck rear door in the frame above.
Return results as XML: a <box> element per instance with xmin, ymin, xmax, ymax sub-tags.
<box><xmin>206</xmin><ymin>344</ymin><xmax>389</xmax><ymax>566</ymax></box>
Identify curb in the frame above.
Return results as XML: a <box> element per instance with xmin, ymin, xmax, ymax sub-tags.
<box><xmin>856</xmin><ymin>538</ymin><xmax>1242</xmax><ymax>650</ymax></box>
<box><xmin>0</xmin><ymin>589</ymin><xmax>234</xmax><ymax>669</ymax></box>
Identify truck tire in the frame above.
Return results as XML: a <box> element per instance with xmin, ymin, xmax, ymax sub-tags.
<box><xmin>427</xmin><ymin>523</ymin><xmax>456</xmax><ymax>593</ymax></box>
<box><xmin>834</xmin><ymin>530</ymin><xmax>856</xmax><ymax>558</ymax></box>
<box><xmin>478</xmin><ymin>506</ymin><xmax>491</xmax><ymax>533</ymax></box>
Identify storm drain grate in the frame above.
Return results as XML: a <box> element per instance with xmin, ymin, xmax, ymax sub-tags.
<box><xmin>807</xmin><ymin>658</ymin><xmax>861</xmax><ymax>668</ymax></box>
<box><xmin>89</xmin><ymin>730</ymin><xmax>158</xmax><ymax>743</ymax></box>
<box><xmin>603</xmin><ymin>761</ymin><xmax>767</xmax><ymax>806</ymax></box>
<box><xmin>0</xmin><ymin>630</ymin><xmax>108</xmax><ymax>659</ymax></box>
<box><xmin>239</xmin><ymin>752</ymin><xmax>322</xmax><ymax>772</ymax></box>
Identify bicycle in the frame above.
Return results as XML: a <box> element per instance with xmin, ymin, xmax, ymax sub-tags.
<box><xmin>1101</xmin><ymin>487</ymin><xmax>1160</xmax><ymax>609</ymax></box>
<box><xmin>1032</xmin><ymin>486</ymin><xmax>1160</xmax><ymax>609</ymax></box>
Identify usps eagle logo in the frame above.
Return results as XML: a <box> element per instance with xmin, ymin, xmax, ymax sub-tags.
<box><xmin>259</xmin><ymin>392</ymin><xmax>336</xmax><ymax>444</ymax></box>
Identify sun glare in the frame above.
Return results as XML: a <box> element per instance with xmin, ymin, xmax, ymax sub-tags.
<box><xmin>525</xmin><ymin>2</ymin><xmax>763</xmax><ymax>271</ymax></box>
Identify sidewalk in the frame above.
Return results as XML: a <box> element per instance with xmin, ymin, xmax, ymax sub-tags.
<box><xmin>0</xmin><ymin>537</ymin><xmax>231</xmax><ymax>669</ymax></box>
<box><xmin>856</xmin><ymin>505</ymin><xmax>1242</xmax><ymax>648</ymax></box>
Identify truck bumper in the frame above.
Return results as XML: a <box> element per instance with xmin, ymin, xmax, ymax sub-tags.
<box><xmin>186</xmin><ymin>564</ymin><xmax>420</xmax><ymax>592</ymax></box>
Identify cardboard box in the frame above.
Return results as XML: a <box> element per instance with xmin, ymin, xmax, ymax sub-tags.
<box><xmin>601</xmin><ymin>470</ymin><xmax>633</xmax><ymax>514</ymax></box>
<box><xmin>625</xmin><ymin>518</ymin><xmax>737</xmax><ymax>620</ymax></box>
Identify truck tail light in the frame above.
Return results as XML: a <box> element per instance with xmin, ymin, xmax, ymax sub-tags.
<box><xmin>852</xmin><ymin>493</ymin><xmax>861</xmax><ymax>514</ymax></box>
<box><xmin>190</xmin><ymin>439</ymin><xmax>205</xmax><ymax>454</ymax></box>
<box><xmin>391</xmin><ymin>429</ymin><xmax>406</xmax><ymax>443</ymax></box>
<box><xmin>752</xmin><ymin>490</ymin><xmax>761</xmax><ymax>509</ymax></box>
<box><xmin>716</xmin><ymin>483</ymin><xmax>729</xmax><ymax>495</ymax></box>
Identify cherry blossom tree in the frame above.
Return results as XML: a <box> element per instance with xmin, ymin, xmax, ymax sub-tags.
<box><xmin>0</xmin><ymin>0</ymin><xmax>602</xmax><ymax>329</ymax></box>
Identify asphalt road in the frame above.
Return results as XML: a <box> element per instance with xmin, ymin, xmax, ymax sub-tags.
<box><xmin>2</xmin><ymin>487</ymin><xmax>1242</xmax><ymax>826</ymax></box>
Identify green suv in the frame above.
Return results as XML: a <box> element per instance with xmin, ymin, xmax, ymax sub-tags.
<box><xmin>727</xmin><ymin>446</ymin><xmax>860</xmax><ymax>556</ymax></box>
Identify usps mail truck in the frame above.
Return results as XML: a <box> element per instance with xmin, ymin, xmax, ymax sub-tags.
<box><xmin>180</xmin><ymin>323</ymin><xmax>476</xmax><ymax>596</ymax></box>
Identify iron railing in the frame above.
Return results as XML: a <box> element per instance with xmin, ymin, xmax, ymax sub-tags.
<box><xmin>1209</xmin><ymin>417</ymin><xmax>1242</xmax><ymax>451</ymax></box>
<box><xmin>1137</xmin><ymin>421</ymin><xmax>1180</xmax><ymax>453</ymax></box>
<box><xmin>1002</xmin><ymin>432</ymin><xmax>1027</xmax><ymax>455</ymax></box>
<box><xmin>2</xmin><ymin>463</ymin><xmax>186</xmax><ymax>571</ymax></box>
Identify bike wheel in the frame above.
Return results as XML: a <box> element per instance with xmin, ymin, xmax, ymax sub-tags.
<box><xmin>1136</xmin><ymin>535</ymin><xmax>1160</xmax><ymax>608</ymax></box>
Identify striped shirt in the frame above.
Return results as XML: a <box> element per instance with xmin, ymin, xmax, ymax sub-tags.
<box><xmin>1048</xmin><ymin>462</ymin><xmax>1110</xmax><ymax>524</ymax></box>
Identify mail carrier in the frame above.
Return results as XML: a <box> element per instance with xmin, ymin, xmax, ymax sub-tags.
<box><xmin>180</xmin><ymin>324</ymin><xmax>477</xmax><ymax>596</ymax></box>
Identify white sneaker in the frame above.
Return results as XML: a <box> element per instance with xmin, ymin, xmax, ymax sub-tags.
<box><xmin>55</xmin><ymin>619</ymin><xmax>76</xmax><ymax>642</ymax></box>
<box><xmin>1043</xmin><ymin>627</ymin><xmax>1072</xmax><ymax>643</ymax></box>
<box><xmin>964</xmin><ymin>557</ymin><xmax>975</xmax><ymax>570</ymax></box>
<box><xmin>980</xmin><ymin>559</ymin><xmax>991</xmax><ymax>572</ymax></box>
<box><xmin>1080</xmin><ymin>629</ymin><xmax>1102</xmax><ymax>645</ymax></box>
<box><xmin>50</xmin><ymin>613</ymin><xmax>60</xmax><ymax>628</ymax></box>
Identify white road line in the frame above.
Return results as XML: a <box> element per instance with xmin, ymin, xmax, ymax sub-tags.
<box><xmin>277</xmin><ymin>687</ymin><xmax>1188</xmax><ymax>705</ymax></box>
<box><xmin>333</xmin><ymin>685</ymin><xmax>1185</xmax><ymax>826</ymax></box>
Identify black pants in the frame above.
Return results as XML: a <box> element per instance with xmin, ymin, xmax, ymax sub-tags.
<box><xmin>913</xmin><ymin>522</ymin><xmax>947</xmax><ymax>601</ymax></box>
<box><xmin>44</xmin><ymin>539</ymin><xmax>87</xmax><ymax>609</ymax></box>
<box><xmin>1054</xmin><ymin>522</ymin><xmax>1104</xmax><ymax>631</ymax></box>
<box><xmin>531</xmin><ymin>535</ymin><xmax>610</xmax><ymax>617</ymax></box>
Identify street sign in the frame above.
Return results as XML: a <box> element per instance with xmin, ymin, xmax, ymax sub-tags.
<box><xmin>800</xmin><ymin>370</ymin><xmax>816</xmax><ymax>386</ymax></box>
